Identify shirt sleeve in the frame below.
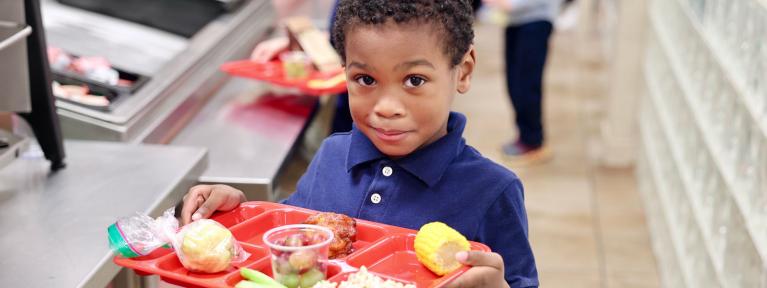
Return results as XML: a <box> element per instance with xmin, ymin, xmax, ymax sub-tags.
<box><xmin>476</xmin><ymin>178</ymin><xmax>539</xmax><ymax>287</ymax></box>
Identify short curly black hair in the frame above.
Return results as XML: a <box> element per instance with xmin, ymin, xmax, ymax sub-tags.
<box><xmin>331</xmin><ymin>0</ymin><xmax>474</xmax><ymax>67</ymax></box>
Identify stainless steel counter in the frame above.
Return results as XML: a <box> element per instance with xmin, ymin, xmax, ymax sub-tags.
<box><xmin>170</xmin><ymin>78</ymin><xmax>318</xmax><ymax>200</ymax></box>
<box><xmin>37</xmin><ymin>0</ymin><xmax>330</xmax><ymax>204</ymax></box>
<box><xmin>0</xmin><ymin>140</ymin><xmax>207</xmax><ymax>288</ymax></box>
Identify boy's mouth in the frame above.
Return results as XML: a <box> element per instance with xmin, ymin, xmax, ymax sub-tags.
<box><xmin>372</xmin><ymin>127</ymin><xmax>409</xmax><ymax>142</ymax></box>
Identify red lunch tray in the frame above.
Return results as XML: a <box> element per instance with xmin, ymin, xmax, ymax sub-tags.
<box><xmin>220</xmin><ymin>60</ymin><xmax>347</xmax><ymax>96</ymax></box>
<box><xmin>114</xmin><ymin>201</ymin><xmax>490</xmax><ymax>288</ymax></box>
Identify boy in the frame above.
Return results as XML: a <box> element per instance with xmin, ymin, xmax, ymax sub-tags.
<box><xmin>181</xmin><ymin>1</ymin><xmax>538</xmax><ymax>287</ymax></box>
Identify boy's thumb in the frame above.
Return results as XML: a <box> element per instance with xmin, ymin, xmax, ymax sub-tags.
<box><xmin>191</xmin><ymin>195</ymin><xmax>222</xmax><ymax>221</ymax></box>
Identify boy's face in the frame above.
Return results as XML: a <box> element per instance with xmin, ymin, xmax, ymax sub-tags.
<box><xmin>344</xmin><ymin>22</ymin><xmax>475</xmax><ymax>157</ymax></box>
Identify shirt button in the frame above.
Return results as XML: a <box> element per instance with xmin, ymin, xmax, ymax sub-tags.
<box><xmin>382</xmin><ymin>166</ymin><xmax>393</xmax><ymax>177</ymax></box>
<box><xmin>370</xmin><ymin>193</ymin><xmax>382</xmax><ymax>204</ymax></box>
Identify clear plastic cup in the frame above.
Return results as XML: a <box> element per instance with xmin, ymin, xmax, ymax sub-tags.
<box><xmin>263</xmin><ymin>224</ymin><xmax>334</xmax><ymax>288</ymax></box>
<box><xmin>280</xmin><ymin>51</ymin><xmax>311</xmax><ymax>80</ymax></box>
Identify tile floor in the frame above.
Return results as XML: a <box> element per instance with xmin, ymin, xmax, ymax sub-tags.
<box><xmin>454</xmin><ymin>20</ymin><xmax>660</xmax><ymax>288</ymax></box>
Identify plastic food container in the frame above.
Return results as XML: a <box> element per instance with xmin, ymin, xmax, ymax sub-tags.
<box><xmin>279</xmin><ymin>51</ymin><xmax>311</xmax><ymax>80</ymax></box>
<box><xmin>263</xmin><ymin>224</ymin><xmax>334</xmax><ymax>287</ymax></box>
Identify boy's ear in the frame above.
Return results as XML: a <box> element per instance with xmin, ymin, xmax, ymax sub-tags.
<box><xmin>456</xmin><ymin>45</ymin><xmax>476</xmax><ymax>94</ymax></box>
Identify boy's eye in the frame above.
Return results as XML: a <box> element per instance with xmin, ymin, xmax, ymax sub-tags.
<box><xmin>355</xmin><ymin>75</ymin><xmax>376</xmax><ymax>86</ymax></box>
<box><xmin>404</xmin><ymin>76</ymin><xmax>426</xmax><ymax>88</ymax></box>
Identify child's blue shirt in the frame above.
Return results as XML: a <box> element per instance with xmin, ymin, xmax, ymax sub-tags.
<box><xmin>285</xmin><ymin>112</ymin><xmax>538</xmax><ymax>287</ymax></box>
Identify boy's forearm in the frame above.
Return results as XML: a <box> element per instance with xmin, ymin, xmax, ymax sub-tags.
<box><xmin>273</xmin><ymin>0</ymin><xmax>305</xmax><ymax>20</ymax></box>
<box><xmin>0</xmin><ymin>113</ymin><xmax>12</xmax><ymax>131</ymax></box>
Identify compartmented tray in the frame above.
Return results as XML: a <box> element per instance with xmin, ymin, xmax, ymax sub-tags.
<box><xmin>114</xmin><ymin>201</ymin><xmax>490</xmax><ymax>288</ymax></box>
<box><xmin>51</xmin><ymin>55</ymin><xmax>150</xmax><ymax>111</ymax></box>
<box><xmin>53</xmin><ymin>65</ymin><xmax>149</xmax><ymax>95</ymax></box>
<box><xmin>220</xmin><ymin>60</ymin><xmax>347</xmax><ymax>96</ymax></box>
<box><xmin>52</xmin><ymin>73</ymin><xmax>119</xmax><ymax>111</ymax></box>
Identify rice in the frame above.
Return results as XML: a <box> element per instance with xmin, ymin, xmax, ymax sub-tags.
<box><xmin>313</xmin><ymin>266</ymin><xmax>416</xmax><ymax>288</ymax></box>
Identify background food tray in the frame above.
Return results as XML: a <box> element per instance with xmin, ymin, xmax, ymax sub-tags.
<box><xmin>220</xmin><ymin>60</ymin><xmax>347</xmax><ymax>96</ymax></box>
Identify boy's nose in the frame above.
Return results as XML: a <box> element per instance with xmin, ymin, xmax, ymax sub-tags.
<box><xmin>373</xmin><ymin>94</ymin><xmax>406</xmax><ymax>119</ymax></box>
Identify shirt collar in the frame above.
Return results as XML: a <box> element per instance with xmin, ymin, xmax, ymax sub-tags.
<box><xmin>345</xmin><ymin>112</ymin><xmax>467</xmax><ymax>187</ymax></box>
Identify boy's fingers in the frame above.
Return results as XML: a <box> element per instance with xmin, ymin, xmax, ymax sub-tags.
<box><xmin>180</xmin><ymin>185</ymin><xmax>210</xmax><ymax>225</ymax></box>
<box><xmin>191</xmin><ymin>196</ymin><xmax>205</xmax><ymax>221</ymax></box>
<box><xmin>444</xmin><ymin>252</ymin><xmax>508</xmax><ymax>288</ymax></box>
<box><xmin>250</xmin><ymin>43</ymin><xmax>274</xmax><ymax>62</ymax></box>
<box><xmin>443</xmin><ymin>266</ymin><xmax>497</xmax><ymax>288</ymax></box>
<box><xmin>251</xmin><ymin>48</ymin><xmax>269</xmax><ymax>63</ymax></box>
<box><xmin>443</xmin><ymin>275</ymin><xmax>468</xmax><ymax>288</ymax></box>
<box><xmin>456</xmin><ymin>251</ymin><xmax>505</xmax><ymax>270</ymax></box>
<box><xmin>443</xmin><ymin>267</ymin><xmax>473</xmax><ymax>288</ymax></box>
<box><xmin>250</xmin><ymin>37</ymin><xmax>288</xmax><ymax>63</ymax></box>
<box><xmin>193</xmin><ymin>189</ymin><xmax>227</xmax><ymax>221</ymax></box>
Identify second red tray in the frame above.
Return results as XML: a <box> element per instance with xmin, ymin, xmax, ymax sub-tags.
<box><xmin>114</xmin><ymin>201</ymin><xmax>490</xmax><ymax>288</ymax></box>
<box><xmin>220</xmin><ymin>60</ymin><xmax>347</xmax><ymax>96</ymax></box>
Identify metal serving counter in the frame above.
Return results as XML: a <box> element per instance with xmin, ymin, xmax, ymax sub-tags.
<box><xmin>44</xmin><ymin>0</ymin><xmax>278</xmax><ymax>142</ymax></box>
<box><xmin>40</xmin><ymin>0</ymin><xmax>335</xmax><ymax>198</ymax></box>
<box><xmin>0</xmin><ymin>140</ymin><xmax>207</xmax><ymax>288</ymax></box>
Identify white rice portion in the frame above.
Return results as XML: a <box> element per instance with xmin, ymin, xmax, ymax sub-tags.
<box><xmin>313</xmin><ymin>266</ymin><xmax>416</xmax><ymax>288</ymax></box>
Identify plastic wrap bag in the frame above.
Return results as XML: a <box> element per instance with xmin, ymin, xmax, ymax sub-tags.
<box><xmin>108</xmin><ymin>208</ymin><xmax>250</xmax><ymax>273</ymax></box>
<box><xmin>172</xmin><ymin>218</ymin><xmax>249</xmax><ymax>273</ymax></box>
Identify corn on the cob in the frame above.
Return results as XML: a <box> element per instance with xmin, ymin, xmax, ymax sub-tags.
<box><xmin>414</xmin><ymin>222</ymin><xmax>470</xmax><ymax>276</ymax></box>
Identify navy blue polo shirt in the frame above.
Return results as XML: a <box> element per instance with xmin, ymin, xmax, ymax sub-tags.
<box><xmin>284</xmin><ymin>112</ymin><xmax>538</xmax><ymax>287</ymax></box>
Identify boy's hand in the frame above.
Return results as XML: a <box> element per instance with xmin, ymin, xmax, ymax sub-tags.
<box><xmin>180</xmin><ymin>184</ymin><xmax>246</xmax><ymax>225</ymax></box>
<box><xmin>444</xmin><ymin>251</ymin><xmax>510</xmax><ymax>288</ymax></box>
<box><xmin>250</xmin><ymin>36</ymin><xmax>290</xmax><ymax>63</ymax></box>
